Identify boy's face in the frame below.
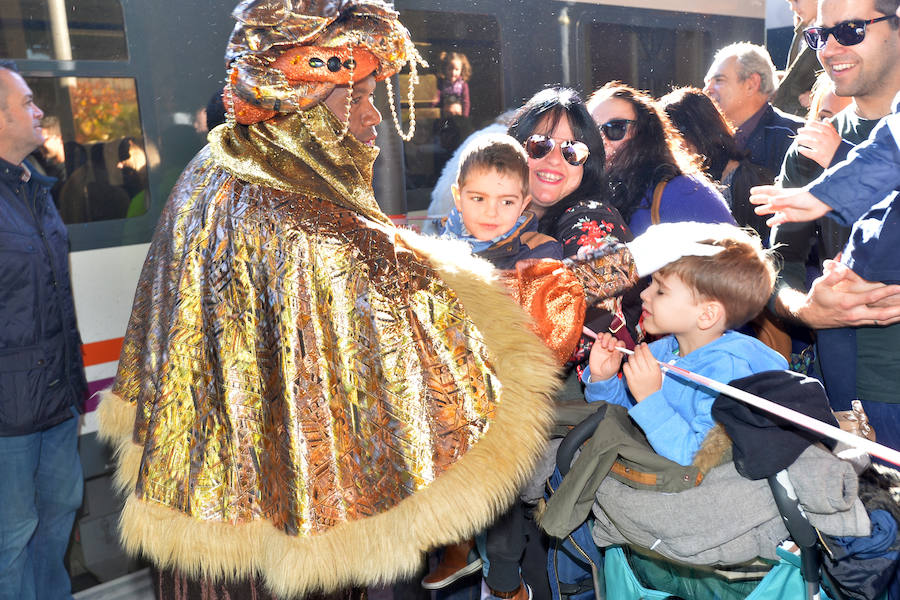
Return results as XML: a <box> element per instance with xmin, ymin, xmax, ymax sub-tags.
<box><xmin>639</xmin><ymin>272</ymin><xmax>706</xmax><ymax>336</ymax></box>
<box><xmin>452</xmin><ymin>168</ymin><xmax>528</xmax><ymax>242</ymax></box>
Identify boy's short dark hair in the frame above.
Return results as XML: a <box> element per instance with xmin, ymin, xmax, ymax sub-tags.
<box><xmin>456</xmin><ymin>133</ymin><xmax>529</xmax><ymax>197</ymax></box>
<box><xmin>656</xmin><ymin>224</ymin><xmax>776</xmax><ymax>329</ymax></box>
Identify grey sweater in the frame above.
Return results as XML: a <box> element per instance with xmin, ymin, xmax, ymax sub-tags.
<box><xmin>590</xmin><ymin>444</ymin><xmax>869</xmax><ymax>565</ymax></box>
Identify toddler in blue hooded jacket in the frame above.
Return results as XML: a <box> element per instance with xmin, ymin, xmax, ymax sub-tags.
<box><xmin>583</xmin><ymin>224</ymin><xmax>787</xmax><ymax>466</ymax></box>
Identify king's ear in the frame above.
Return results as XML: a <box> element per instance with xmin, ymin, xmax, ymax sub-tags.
<box><xmin>697</xmin><ymin>300</ymin><xmax>726</xmax><ymax>331</ymax></box>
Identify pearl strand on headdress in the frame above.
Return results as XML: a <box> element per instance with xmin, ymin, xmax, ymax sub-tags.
<box><xmin>225</xmin><ymin>67</ymin><xmax>238</xmax><ymax>127</ymax></box>
<box><xmin>384</xmin><ymin>44</ymin><xmax>425</xmax><ymax>142</ymax></box>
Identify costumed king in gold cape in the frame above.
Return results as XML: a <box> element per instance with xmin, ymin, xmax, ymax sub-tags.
<box><xmin>97</xmin><ymin>1</ymin><xmax>724</xmax><ymax>597</ymax></box>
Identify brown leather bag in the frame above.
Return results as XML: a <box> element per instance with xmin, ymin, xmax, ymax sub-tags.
<box><xmin>650</xmin><ymin>179</ymin><xmax>668</xmax><ymax>225</ymax></box>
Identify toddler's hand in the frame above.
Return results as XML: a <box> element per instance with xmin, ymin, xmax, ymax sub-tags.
<box><xmin>587</xmin><ymin>332</ymin><xmax>624</xmax><ymax>382</ymax></box>
<box><xmin>623</xmin><ymin>343</ymin><xmax>662</xmax><ymax>402</ymax></box>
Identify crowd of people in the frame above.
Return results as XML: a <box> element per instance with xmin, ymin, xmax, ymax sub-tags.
<box><xmin>2</xmin><ymin>0</ymin><xmax>900</xmax><ymax>598</ymax></box>
<box><xmin>424</xmin><ymin>0</ymin><xmax>900</xmax><ymax>596</ymax></box>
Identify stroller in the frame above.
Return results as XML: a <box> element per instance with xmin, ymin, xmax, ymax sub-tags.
<box><xmin>539</xmin><ymin>371</ymin><xmax>900</xmax><ymax>600</ymax></box>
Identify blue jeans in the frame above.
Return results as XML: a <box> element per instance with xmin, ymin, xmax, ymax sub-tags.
<box><xmin>0</xmin><ymin>415</ymin><xmax>83</xmax><ymax>600</ymax></box>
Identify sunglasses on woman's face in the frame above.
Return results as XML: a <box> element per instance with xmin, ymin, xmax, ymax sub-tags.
<box><xmin>524</xmin><ymin>134</ymin><xmax>590</xmax><ymax>166</ymax></box>
<box><xmin>599</xmin><ymin>119</ymin><xmax>634</xmax><ymax>142</ymax></box>
<box><xmin>803</xmin><ymin>15</ymin><xmax>898</xmax><ymax>51</ymax></box>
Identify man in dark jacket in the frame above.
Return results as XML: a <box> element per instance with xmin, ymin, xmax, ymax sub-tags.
<box><xmin>0</xmin><ymin>59</ymin><xmax>86</xmax><ymax>600</ymax></box>
<box><xmin>772</xmin><ymin>0</ymin><xmax>821</xmax><ymax>117</ymax></box>
<box><xmin>704</xmin><ymin>42</ymin><xmax>804</xmax><ymax>175</ymax></box>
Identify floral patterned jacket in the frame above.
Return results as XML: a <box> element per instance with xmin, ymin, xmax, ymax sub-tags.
<box><xmin>545</xmin><ymin>196</ymin><xmax>645</xmax><ymax>375</ymax></box>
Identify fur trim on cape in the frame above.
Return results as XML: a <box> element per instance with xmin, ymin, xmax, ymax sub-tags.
<box><xmin>98</xmin><ymin>229</ymin><xmax>560</xmax><ymax>598</ymax></box>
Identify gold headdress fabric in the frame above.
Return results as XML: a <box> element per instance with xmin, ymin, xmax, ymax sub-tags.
<box><xmin>224</xmin><ymin>0</ymin><xmax>418</xmax><ymax>123</ymax></box>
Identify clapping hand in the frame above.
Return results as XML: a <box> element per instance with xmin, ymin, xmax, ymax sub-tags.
<box><xmin>750</xmin><ymin>185</ymin><xmax>832</xmax><ymax>226</ymax></box>
<box><xmin>795</xmin><ymin>120</ymin><xmax>842</xmax><ymax>168</ymax></box>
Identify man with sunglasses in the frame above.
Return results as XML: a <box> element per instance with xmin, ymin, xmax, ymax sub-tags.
<box><xmin>773</xmin><ymin>0</ymin><xmax>900</xmax><ymax>315</ymax></box>
<box><xmin>769</xmin><ymin>0</ymin><xmax>900</xmax><ymax>450</ymax></box>
<box><xmin>703</xmin><ymin>42</ymin><xmax>803</xmax><ymax>177</ymax></box>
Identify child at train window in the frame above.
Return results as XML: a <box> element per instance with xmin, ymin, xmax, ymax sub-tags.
<box><xmin>441</xmin><ymin>132</ymin><xmax>563</xmax><ymax>268</ymax></box>
<box><xmin>436</xmin><ymin>51</ymin><xmax>471</xmax><ymax>118</ymax></box>
<box><xmin>583</xmin><ymin>224</ymin><xmax>788</xmax><ymax>466</ymax></box>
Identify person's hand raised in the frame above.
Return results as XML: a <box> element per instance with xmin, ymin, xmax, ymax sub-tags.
<box><xmin>796</xmin><ymin>120</ymin><xmax>842</xmax><ymax>169</ymax></box>
<box><xmin>750</xmin><ymin>185</ymin><xmax>832</xmax><ymax>226</ymax></box>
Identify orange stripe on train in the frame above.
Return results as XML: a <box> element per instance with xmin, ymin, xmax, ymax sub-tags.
<box><xmin>82</xmin><ymin>337</ymin><xmax>124</xmax><ymax>367</ymax></box>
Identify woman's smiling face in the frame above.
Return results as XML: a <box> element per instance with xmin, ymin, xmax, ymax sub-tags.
<box><xmin>526</xmin><ymin>113</ymin><xmax>585</xmax><ymax>216</ymax></box>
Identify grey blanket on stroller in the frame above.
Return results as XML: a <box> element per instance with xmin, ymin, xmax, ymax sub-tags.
<box><xmin>590</xmin><ymin>444</ymin><xmax>870</xmax><ymax>565</ymax></box>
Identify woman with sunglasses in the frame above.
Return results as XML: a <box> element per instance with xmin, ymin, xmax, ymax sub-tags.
<box><xmin>509</xmin><ymin>89</ymin><xmax>644</xmax><ymax>389</ymax></box>
<box><xmin>659</xmin><ymin>87</ymin><xmax>773</xmax><ymax>240</ymax></box>
<box><xmin>509</xmin><ymin>87</ymin><xmax>645</xmax><ymax>349</ymax></box>
<box><xmin>508</xmin><ymin>87</ymin><xmax>632</xmax><ymax>258</ymax></box>
<box><xmin>587</xmin><ymin>82</ymin><xmax>734</xmax><ymax>235</ymax></box>
<box><xmin>509</xmin><ymin>87</ymin><xmax>643</xmax><ymax>352</ymax></box>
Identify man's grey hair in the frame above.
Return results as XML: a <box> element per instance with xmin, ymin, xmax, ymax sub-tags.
<box><xmin>713</xmin><ymin>42</ymin><xmax>777</xmax><ymax>97</ymax></box>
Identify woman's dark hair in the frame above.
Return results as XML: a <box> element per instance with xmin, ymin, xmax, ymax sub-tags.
<box><xmin>507</xmin><ymin>87</ymin><xmax>607</xmax><ymax>234</ymax></box>
<box><xmin>587</xmin><ymin>82</ymin><xmax>703</xmax><ymax>224</ymax></box>
<box><xmin>659</xmin><ymin>86</ymin><xmax>746</xmax><ymax>181</ymax></box>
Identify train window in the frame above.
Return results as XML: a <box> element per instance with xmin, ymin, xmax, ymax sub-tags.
<box><xmin>584</xmin><ymin>22</ymin><xmax>711</xmax><ymax>98</ymax></box>
<box><xmin>0</xmin><ymin>0</ymin><xmax>127</xmax><ymax>61</ymax></box>
<box><xmin>396</xmin><ymin>10</ymin><xmax>504</xmax><ymax>211</ymax></box>
<box><xmin>26</xmin><ymin>76</ymin><xmax>150</xmax><ymax>223</ymax></box>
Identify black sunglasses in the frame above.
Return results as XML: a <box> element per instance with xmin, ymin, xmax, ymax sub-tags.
<box><xmin>803</xmin><ymin>15</ymin><xmax>898</xmax><ymax>51</ymax></box>
<box><xmin>599</xmin><ymin>119</ymin><xmax>634</xmax><ymax>142</ymax></box>
<box><xmin>524</xmin><ymin>134</ymin><xmax>590</xmax><ymax>166</ymax></box>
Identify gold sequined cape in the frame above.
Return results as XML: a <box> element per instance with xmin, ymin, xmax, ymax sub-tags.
<box><xmin>98</xmin><ymin>106</ymin><xmax>566</xmax><ymax>598</ymax></box>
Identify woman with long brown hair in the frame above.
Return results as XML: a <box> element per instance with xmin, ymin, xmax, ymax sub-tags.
<box><xmin>659</xmin><ymin>86</ymin><xmax>773</xmax><ymax>239</ymax></box>
<box><xmin>587</xmin><ymin>82</ymin><xmax>734</xmax><ymax>234</ymax></box>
